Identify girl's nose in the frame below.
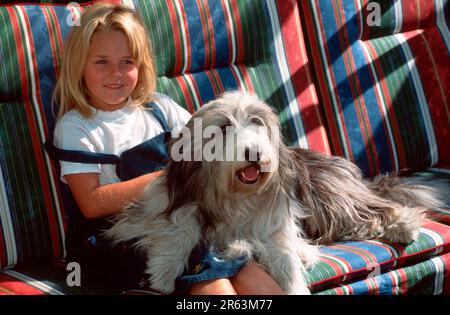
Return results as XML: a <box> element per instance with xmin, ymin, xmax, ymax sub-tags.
<box><xmin>109</xmin><ymin>64</ymin><xmax>122</xmax><ymax>77</ymax></box>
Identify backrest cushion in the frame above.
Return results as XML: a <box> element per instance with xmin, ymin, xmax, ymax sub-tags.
<box><xmin>0</xmin><ymin>0</ymin><xmax>328</xmax><ymax>269</ymax></box>
<box><xmin>300</xmin><ymin>0</ymin><xmax>449</xmax><ymax>177</ymax></box>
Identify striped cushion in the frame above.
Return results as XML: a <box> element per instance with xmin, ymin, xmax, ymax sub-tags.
<box><xmin>138</xmin><ymin>0</ymin><xmax>329</xmax><ymax>151</ymax></box>
<box><xmin>0</xmin><ymin>0</ymin><xmax>329</xmax><ymax>270</ymax></box>
<box><xmin>308</xmin><ymin>220</ymin><xmax>450</xmax><ymax>294</ymax></box>
<box><xmin>314</xmin><ymin>251</ymin><xmax>450</xmax><ymax>295</ymax></box>
<box><xmin>300</xmin><ymin>0</ymin><xmax>450</xmax><ymax>177</ymax></box>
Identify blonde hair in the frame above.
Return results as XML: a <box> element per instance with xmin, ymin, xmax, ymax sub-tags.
<box><xmin>53</xmin><ymin>3</ymin><xmax>156</xmax><ymax>119</ymax></box>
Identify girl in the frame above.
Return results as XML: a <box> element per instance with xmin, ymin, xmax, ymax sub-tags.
<box><xmin>50</xmin><ymin>3</ymin><xmax>284</xmax><ymax>295</ymax></box>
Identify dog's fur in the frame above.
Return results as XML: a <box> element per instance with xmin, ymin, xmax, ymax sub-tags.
<box><xmin>106</xmin><ymin>91</ymin><xmax>446</xmax><ymax>294</ymax></box>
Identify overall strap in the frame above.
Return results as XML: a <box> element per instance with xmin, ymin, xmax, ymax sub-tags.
<box><xmin>44</xmin><ymin>140</ymin><xmax>119</xmax><ymax>165</ymax></box>
<box><xmin>144</xmin><ymin>101</ymin><xmax>170</xmax><ymax>131</ymax></box>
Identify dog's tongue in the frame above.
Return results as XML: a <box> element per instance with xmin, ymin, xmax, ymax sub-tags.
<box><xmin>239</xmin><ymin>164</ymin><xmax>260</xmax><ymax>182</ymax></box>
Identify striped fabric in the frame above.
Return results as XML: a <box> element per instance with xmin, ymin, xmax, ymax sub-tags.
<box><xmin>0</xmin><ymin>0</ymin><xmax>329</xmax><ymax>269</ymax></box>
<box><xmin>314</xmin><ymin>251</ymin><xmax>450</xmax><ymax>295</ymax></box>
<box><xmin>307</xmin><ymin>219</ymin><xmax>450</xmax><ymax>293</ymax></box>
<box><xmin>137</xmin><ymin>0</ymin><xmax>330</xmax><ymax>152</ymax></box>
<box><xmin>300</xmin><ymin>0</ymin><xmax>450</xmax><ymax>177</ymax></box>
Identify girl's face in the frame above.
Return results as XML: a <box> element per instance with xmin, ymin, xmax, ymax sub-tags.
<box><xmin>83</xmin><ymin>28</ymin><xmax>139</xmax><ymax>111</ymax></box>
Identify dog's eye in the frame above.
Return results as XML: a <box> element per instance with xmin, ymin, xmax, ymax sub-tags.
<box><xmin>250</xmin><ymin>117</ymin><xmax>264</xmax><ymax>126</ymax></box>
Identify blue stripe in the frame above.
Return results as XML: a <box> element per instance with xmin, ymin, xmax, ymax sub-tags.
<box><xmin>191</xmin><ymin>71</ymin><xmax>216</xmax><ymax>103</ymax></box>
<box><xmin>182</xmin><ymin>0</ymin><xmax>206</xmax><ymax>71</ymax></box>
<box><xmin>24</xmin><ymin>5</ymin><xmax>71</xmax><ymax>135</ymax></box>
<box><xmin>207</xmin><ymin>0</ymin><xmax>230</xmax><ymax>67</ymax></box>
<box><xmin>216</xmin><ymin>67</ymin><xmax>239</xmax><ymax>91</ymax></box>
<box><xmin>317</xmin><ymin>0</ymin><xmax>369</xmax><ymax>173</ymax></box>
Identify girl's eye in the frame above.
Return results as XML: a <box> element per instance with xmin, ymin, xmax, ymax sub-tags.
<box><xmin>95</xmin><ymin>59</ymin><xmax>107</xmax><ymax>64</ymax></box>
<box><xmin>122</xmin><ymin>59</ymin><xmax>134</xmax><ymax>65</ymax></box>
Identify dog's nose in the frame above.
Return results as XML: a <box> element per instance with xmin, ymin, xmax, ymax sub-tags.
<box><xmin>244</xmin><ymin>148</ymin><xmax>261</xmax><ymax>162</ymax></box>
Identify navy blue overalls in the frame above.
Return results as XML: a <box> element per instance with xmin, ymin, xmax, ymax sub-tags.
<box><xmin>45</xmin><ymin>102</ymin><xmax>170</xmax><ymax>292</ymax></box>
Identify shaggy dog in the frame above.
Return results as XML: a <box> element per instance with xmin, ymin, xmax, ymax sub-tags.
<box><xmin>106</xmin><ymin>91</ymin><xmax>445</xmax><ymax>294</ymax></box>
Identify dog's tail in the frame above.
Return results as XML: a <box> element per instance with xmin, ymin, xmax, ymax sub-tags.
<box><xmin>368</xmin><ymin>174</ymin><xmax>449</xmax><ymax>215</ymax></box>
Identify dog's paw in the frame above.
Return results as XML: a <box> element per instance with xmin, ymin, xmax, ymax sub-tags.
<box><xmin>383</xmin><ymin>225</ymin><xmax>420</xmax><ymax>244</ymax></box>
<box><xmin>297</xmin><ymin>243</ymin><xmax>320</xmax><ymax>268</ymax></box>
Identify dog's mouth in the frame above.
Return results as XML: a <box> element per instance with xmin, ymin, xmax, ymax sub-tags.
<box><xmin>236</xmin><ymin>164</ymin><xmax>261</xmax><ymax>184</ymax></box>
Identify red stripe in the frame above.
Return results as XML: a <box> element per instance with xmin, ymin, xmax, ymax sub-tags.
<box><xmin>0</xmin><ymin>225</ymin><xmax>7</xmax><ymax>269</ymax></box>
<box><xmin>332</xmin><ymin>0</ymin><xmax>378</xmax><ymax>175</ymax></box>
<box><xmin>301</xmin><ymin>0</ymin><xmax>342</xmax><ymax>156</ymax></box>
<box><xmin>167</xmin><ymin>0</ymin><xmax>183</xmax><ymax>74</ymax></box>
<box><xmin>220</xmin><ymin>0</ymin><xmax>234</xmax><ymax>65</ymax></box>
<box><xmin>441</xmin><ymin>252</ymin><xmax>450</xmax><ymax>294</ymax></box>
<box><xmin>177</xmin><ymin>1</ymin><xmax>191</xmax><ymax>71</ymax></box>
<box><xmin>194</xmin><ymin>0</ymin><xmax>210</xmax><ymax>70</ymax></box>
<box><xmin>42</xmin><ymin>8</ymin><xmax>59</xmax><ymax>79</ymax></box>
<box><xmin>275</xmin><ymin>0</ymin><xmax>330</xmax><ymax>155</ymax></box>
<box><xmin>402</xmin><ymin>28</ymin><xmax>450</xmax><ymax>164</ymax></box>
<box><xmin>235</xmin><ymin>64</ymin><xmax>254</xmax><ymax>93</ymax></box>
<box><xmin>186</xmin><ymin>74</ymin><xmax>203</xmax><ymax>108</ymax></box>
<box><xmin>175</xmin><ymin>76</ymin><xmax>195</xmax><ymax>113</ymax></box>
<box><xmin>230</xmin><ymin>0</ymin><xmax>244</xmax><ymax>63</ymax></box>
<box><xmin>0</xmin><ymin>274</ymin><xmax>46</xmax><ymax>295</ymax></box>
<box><xmin>204</xmin><ymin>71</ymin><xmax>220</xmax><ymax>97</ymax></box>
<box><xmin>211</xmin><ymin>69</ymin><xmax>225</xmax><ymax>94</ymax></box>
<box><xmin>359</xmin><ymin>41</ymin><xmax>397</xmax><ymax>172</ymax></box>
<box><xmin>202</xmin><ymin>0</ymin><xmax>216</xmax><ymax>69</ymax></box>
<box><xmin>17</xmin><ymin>7</ymin><xmax>61</xmax><ymax>259</ymax></box>
<box><xmin>364</xmin><ymin>40</ymin><xmax>407</xmax><ymax>170</ymax></box>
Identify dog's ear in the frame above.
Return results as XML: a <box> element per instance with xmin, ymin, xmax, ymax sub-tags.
<box><xmin>165</xmin><ymin>159</ymin><xmax>203</xmax><ymax>214</ymax></box>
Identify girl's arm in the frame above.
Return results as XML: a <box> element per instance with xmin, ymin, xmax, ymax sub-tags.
<box><xmin>65</xmin><ymin>171</ymin><xmax>162</xmax><ymax>219</ymax></box>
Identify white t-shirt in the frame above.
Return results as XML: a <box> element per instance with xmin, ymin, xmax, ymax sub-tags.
<box><xmin>54</xmin><ymin>93</ymin><xmax>191</xmax><ymax>185</ymax></box>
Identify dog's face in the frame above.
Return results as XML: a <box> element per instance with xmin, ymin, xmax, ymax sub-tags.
<box><xmin>169</xmin><ymin>91</ymin><xmax>281</xmax><ymax>197</ymax></box>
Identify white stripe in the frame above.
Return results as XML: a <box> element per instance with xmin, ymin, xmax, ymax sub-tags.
<box><xmin>419</xmin><ymin>227</ymin><xmax>444</xmax><ymax>255</ymax></box>
<box><xmin>184</xmin><ymin>74</ymin><xmax>202</xmax><ymax>110</ymax></box>
<box><xmin>365</xmin><ymin>240</ymin><xmax>399</xmax><ymax>266</ymax></box>
<box><xmin>435</xmin><ymin>0</ymin><xmax>450</xmax><ymax>52</ymax></box>
<box><xmin>355</xmin><ymin>0</ymin><xmax>363</xmax><ymax>40</ymax></box>
<box><xmin>3</xmin><ymin>270</ymin><xmax>64</xmax><ymax>295</ymax></box>
<box><xmin>393</xmin><ymin>0</ymin><xmax>403</xmax><ymax>34</ymax></box>
<box><xmin>230</xmin><ymin>64</ymin><xmax>246</xmax><ymax>90</ymax></box>
<box><xmin>120</xmin><ymin>0</ymin><xmax>135</xmax><ymax>9</ymax></box>
<box><xmin>223</xmin><ymin>0</ymin><xmax>236</xmax><ymax>65</ymax></box>
<box><xmin>173</xmin><ymin>0</ymin><xmax>189</xmax><ymax>74</ymax></box>
<box><xmin>17</xmin><ymin>7</ymin><xmax>66</xmax><ymax>257</ymax></box>
<box><xmin>266</xmin><ymin>0</ymin><xmax>308</xmax><ymax>149</ymax></box>
<box><xmin>430</xmin><ymin>256</ymin><xmax>444</xmax><ymax>294</ymax></box>
<box><xmin>429</xmin><ymin>167</ymin><xmax>450</xmax><ymax>175</ymax></box>
<box><xmin>359</xmin><ymin>42</ymin><xmax>399</xmax><ymax>172</ymax></box>
<box><xmin>394</xmin><ymin>32</ymin><xmax>438</xmax><ymax>165</ymax></box>
<box><xmin>310</xmin><ymin>2</ymin><xmax>350</xmax><ymax>158</ymax></box>
<box><xmin>319</xmin><ymin>253</ymin><xmax>351</xmax><ymax>281</ymax></box>
<box><xmin>0</xmin><ymin>166</ymin><xmax>17</xmax><ymax>268</ymax></box>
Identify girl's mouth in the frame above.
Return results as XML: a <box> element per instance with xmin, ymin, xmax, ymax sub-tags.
<box><xmin>103</xmin><ymin>84</ymin><xmax>124</xmax><ymax>89</ymax></box>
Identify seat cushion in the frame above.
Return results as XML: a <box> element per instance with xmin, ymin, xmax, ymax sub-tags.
<box><xmin>299</xmin><ymin>0</ymin><xmax>450</xmax><ymax>176</ymax></box>
<box><xmin>141</xmin><ymin>0</ymin><xmax>330</xmax><ymax>152</ymax></box>
<box><xmin>308</xmin><ymin>219</ymin><xmax>450</xmax><ymax>294</ymax></box>
<box><xmin>314</xmin><ymin>251</ymin><xmax>450</xmax><ymax>295</ymax></box>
